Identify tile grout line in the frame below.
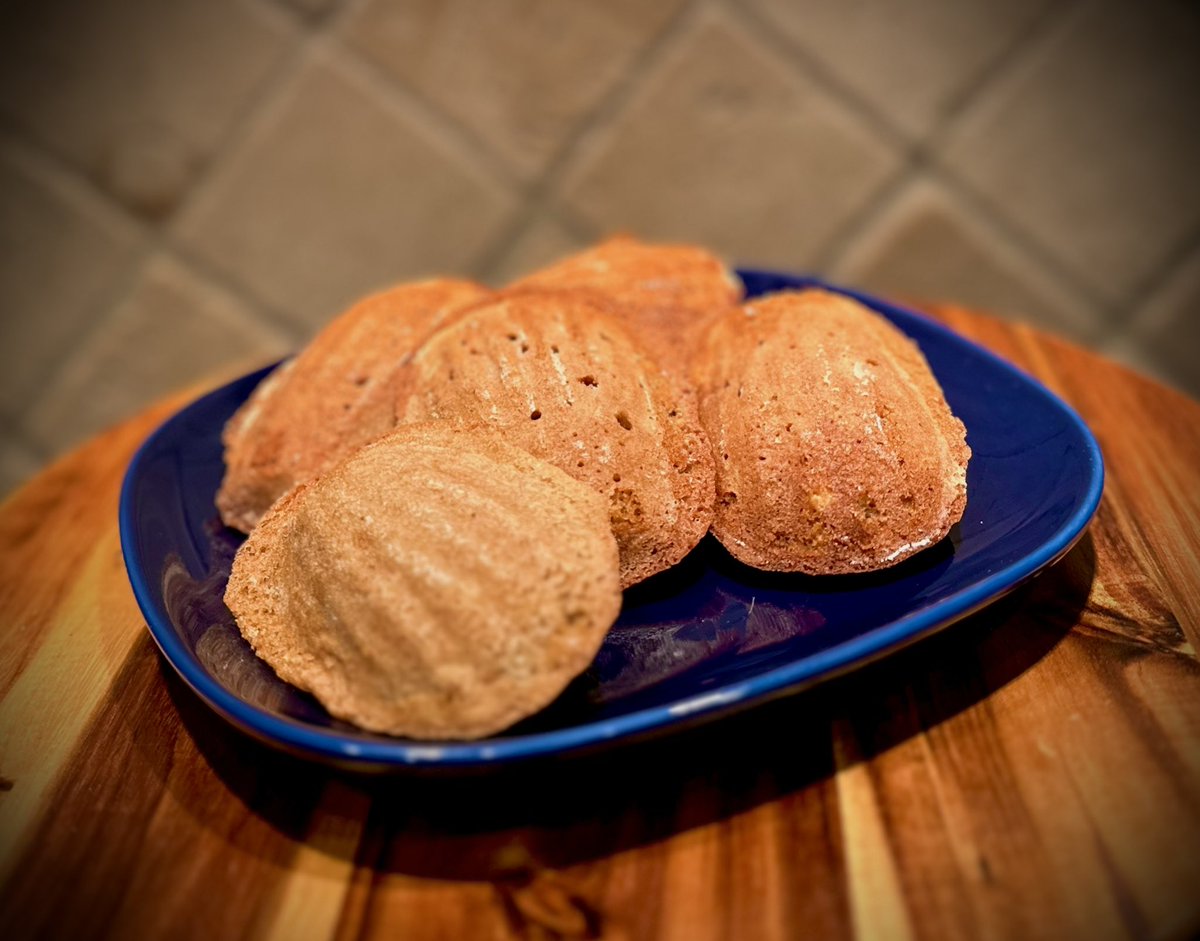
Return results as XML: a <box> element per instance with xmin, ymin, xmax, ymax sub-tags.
<box><xmin>1090</xmin><ymin>221</ymin><xmax>1200</xmax><ymax>361</ymax></box>
<box><xmin>932</xmin><ymin>0</ymin><xmax>1082</xmax><ymax>137</ymax></box>
<box><xmin>0</xmin><ymin>133</ymin><xmax>165</xmax><ymax>443</ymax></box>
<box><xmin>152</xmin><ymin>0</ymin><xmax>399</xmax><ymax>338</ymax></box>
<box><xmin>147</xmin><ymin>0</ymin><xmax>403</xmax><ymax>337</ymax></box>
<box><xmin>148</xmin><ymin>4</ymin><xmax>331</xmax><ymax>339</ymax></box>
<box><xmin>1113</xmin><ymin>222</ymin><xmax>1200</xmax><ymax>328</ymax></box>
<box><xmin>722</xmin><ymin>0</ymin><xmax>911</xmax><ymax>150</ymax></box>
<box><xmin>6</xmin><ymin>0</ymin><xmax>539</xmax><ymax>448</ymax></box>
<box><xmin>244</xmin><ymin>0</ymin><xmax>344</xmax><ymax>31</ymax></box>
<box><xmin>1</xmin><ymin>140</ymin><xmax>302</xmax><ymax>454</ymax></box>
<box><xmin>157</xmin><ymin>240</ymin><xmax>304</xmax><ymax>340</ymax></box>
<box><xmin>4</xmin><ymin>0</ymin><xmax>522</xmax><ymax>443</ymax></box>
<box><xmin>162</xmin><ymin>21</ymin><xmax>332</xmax><ymax>246</ymax></box>
<box><xmin>322</xmin><ymin>33</ymin><xmax>526</xmax><ymax>197</ymax></box>
<box><xmin>928</xmin><ymin>163</ymin><xmax>1121</xmax><ymax>325</ymax></box>
<box><xmin>471</xmin><ymin>0</ymin><xmax>707</xmax><ymax>282</ymax></box>
<box><xmin>788</xmin><ymin>0</ymin><xmax>1111</xmax><ymax>328</ymax></box>
<box><xmin>7</xmin><ymin>0</ymin><xmax>1186</xmax><ymax>434</ymax></box>
<box><xmin>321</xmin><ymin>0</ymin><xmax>574</xmax><ymax>200</ymax></box>
<box><xmin>1</xmin><ymin>138</ymin><xmax>301</xmax><ymax>425</ymax></box>
<box><xmin>812</xmin><ymin>149</ymin><xmax>1118</xmax><ymax>338</ymax></box>
<box><xmin>808</xmin><ymin>153</ymin><xmax>923</xmax><ymax>276</ymax></box>
<box><xmin>726</xmin><ymin>0</ymin><xmax>1114</xmax><ymax>326</ymax></box>
<box><xmin>15</xmin><ymin>253</ymin><xmax>157</xmax><ymax>456</ymax></box>
<box><xmin>523</xmin><ymin>0</ymin><xmax>709</xmax><ymax>186</ymax></box>
<box><xmin>185</xmin><ymin>5</ymin><xmax>590</xmax><ymax>335</ymax></box>
<box><xmin>5</xmin><ymin>0</ymin><xmax>330</xmax><ymax>416</ymax></box>
<box><xmin>908</xmin><ymin>0</ymin><xmax>1123</xmax><ymax>325</ymax></box>
<box><xmin>158</xmin><ymin>0</ymin><xmax>311</xmax><ymax>234</ymax></box>
<box><xmin>718</xmin><ymin>0</ymin><xmax>925</xmax><ymax>276</ymax></box>
<box><xmin>0</xmin><ymin>118</ymin><xmax>141</xmax><ymax>246</ymax></box>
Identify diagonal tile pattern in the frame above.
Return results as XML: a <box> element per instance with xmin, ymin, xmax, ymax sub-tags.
<box><xmin>941</xmin><ymin>0</ymin><xmax>1200</xmax><ymax>304</ymax></box>
<box><xmin>0</xmin><ymin>148</ymin><xmax>144</xmax><ymax>420</ymax></box>
<box><xmin>832</xmin><ymin>177</ymin><xmax>1096</xmax><ymax>339</ymax></box>
<box><xmin>738</xmin><ymin>0</ymin><xmax>1057</xmax><ymax>137</ymax></box>
<box><xmin>1</xmin><ymin>0</ymin><xmax>1197</xmax><ymax>472</ymax></box>
<box><xmin>1119</xmin><ymin>245</ymin><xmax>1200</xmax><ymax>399</ymax></box>
<box><xmin>341</xmin><ymin>0</ymin><xmax>686</xmax><ymax>179</ymax></box>
<box><xmin>485</xmin><ymin>214</ymin><xmax>590</xmax><ymax>286</ymax></box>
<box><xmin>174</xmin><ymin>51</ymin><xmax>519</xmax><ymax>332</ymax></box>
<box><xmin>560</xmin><ymin>9</ymin><xmax>900</xmax><ymax>270</ymax></box>
<box><xmin>0</xmin><ymin>0</ymin><xmax>292</xmax><ymax>220</ymax></box>
<box><xmin>25</xmin><ymin>255</ymin><xmax>292</xmax><ymax>454</ymax></box>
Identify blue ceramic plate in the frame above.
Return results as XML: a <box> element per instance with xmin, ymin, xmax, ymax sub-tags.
<box><xmin>119</xmin><ymin>272</ymin><xmax>1103</xmax><ymax>769</ymax></box>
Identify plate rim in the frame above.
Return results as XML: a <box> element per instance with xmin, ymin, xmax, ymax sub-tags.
<box><xmin>118</xmin><ymin>273</ymin><xmax>1105</xmax><ymax>767</ymax></box>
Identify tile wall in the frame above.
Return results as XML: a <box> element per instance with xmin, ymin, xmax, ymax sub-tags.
<box><xmin>2</xmin><ymin>0</ymin><xmax>1198</xmax><ymax>495</ymax></box>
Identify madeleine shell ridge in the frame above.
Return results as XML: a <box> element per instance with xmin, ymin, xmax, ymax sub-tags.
<box><xmin>217</xmin><ymin>278</ymin><xmax>489</xmax><ymax>533</ymax></box>
<box><xmin>696</xmin><ymin>289</ymin><xmax>970</xmax><ymax>574</ymax></box>
<box><xmin>224</xmin><ymin>425</ymin><xmax>622</xmax><ymax>740</ymax></box>
<box><xmin>394</xmin><ymin>289</ymin><xmax>717</xmax><ymax>587</ymax></box>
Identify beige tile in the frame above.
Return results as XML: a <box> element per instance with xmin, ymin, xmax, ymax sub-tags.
<box><xmin>560</xmin><ymin>8</ymin><xmax>899</xmax><ymax>271</ymax></box>
<box><xmin>941</xmin><ymin>0</ymin><xmax>1200</xmax><ymax>303</ymax></box>
<box><xmin>175</xmin><ymin>51</ymin><xmax>519</xmax><ymax>332</ymax></box>
<box><xmin>740</xmin><ymin>0</ymin><xmax>1054</xmax><ymax>137</ymax></box>
<box><xmin>0</xmin><ymin>148</ymin><xmax>144</xmax><ymax>419</ymax></box>
<box><xmin>832</xmin><ymin>177</ymin><xmax>1099</xmax><ymax>340</ymax></box>
<box><xmin>341</xmin><ymin>0</ymin><xmax>685</xmax><ymax>179</ymax></box>
<box><xmin>734</xmin><ymin>0</ymin><xmax>1056</xmax><ymax>138</ymax></box>
<box><xmin>0</xmin><ymin>428</ymin><xmax>43</xmax><ymax>499</ymax></box>
<box><xmin>486</xmin><ymin>215</ymin><xmax>589</xmax><ymax>286</ymax></box>
<box><xmin>1118</xmin><ymin>246</ymin><xmax>1200</xmax><ymax>401</ymax></box>
<box><xmin>0</xmin><ymin>0</ymin><xmax>292</xmax><ymax>219</ymax></box>
<box><xmin>25</xmin><ymin>255</ymin><xmax>292</xmax><ymax>454</ymax></box>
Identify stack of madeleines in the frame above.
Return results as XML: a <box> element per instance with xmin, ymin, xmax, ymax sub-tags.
<box><xmin>221</xmin><ymin>236</ymin><xmax>970</xmax><ymax>739</ymax></box>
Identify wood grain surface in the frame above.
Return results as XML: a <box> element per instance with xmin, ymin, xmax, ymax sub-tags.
<box><xmin>1</xmin><ymin>308</ymin><xmax>1199</xmax><ymax>941</ymax></box>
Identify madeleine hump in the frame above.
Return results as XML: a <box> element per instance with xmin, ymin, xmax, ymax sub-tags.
<box><xmin>217</xmin><ymin>278</ymin><xmax>488</xmax><ymax>533</ymax></box>
<box><xmin>394</xmin><ymin>288</ymin><xmax>716</xmax><ymax>588</ymax></box>
<box><xmin>695</xmin><ymin>289</ymin><xmax>970</xmax><ymax>574</ymax></box>
<box><xmin>511</xmin><ymin>234</ymin><xmax>742</xmax><ymax>373</ymax></box>
<box><xmin>224</xmin><ymin>424</ymin><xmax>622</xmax><ymax>740</ymax></box>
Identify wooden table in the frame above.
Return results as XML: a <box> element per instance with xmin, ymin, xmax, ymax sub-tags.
<box><xmin>1</xmin><ymin>307</ymin><xmax>1198</xmax><ymax>941</ymax></box>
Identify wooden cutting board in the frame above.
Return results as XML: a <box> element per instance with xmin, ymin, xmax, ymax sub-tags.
<box><xmin>1</xmin><ymin>306</ymin><xmax>1198</xmax><ymax>941</ymax></box>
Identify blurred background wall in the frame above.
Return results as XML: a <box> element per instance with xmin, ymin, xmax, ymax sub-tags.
<box><xmin>1</xmin><ymin>0</ymin><xmax>1198</xmax><ymax>496</ymax></box>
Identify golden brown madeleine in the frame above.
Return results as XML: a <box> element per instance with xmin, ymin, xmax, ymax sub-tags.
<box><xmin>510</xmin><ymin>235</ymin><xmax>742</xmax><ymax>371</ymax></box>
<box><xmin>695</xmin><ymin>289</ymin><xmax>970</xmax><ymax>574</ymax></box>
<box><xmin>394</xmin><ymin>289</ymin><xmax>716</xmax><ymax>588</ymax></box>
<box><xmin>224</xmin><ymin>424</ymin><xmax>621</xmax><ymax>740</ymax></box>
<box><xmin>217</xmin><ymin>278</ymin><xmax>488</xmax><ymax>533</ymax></box>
